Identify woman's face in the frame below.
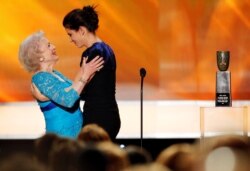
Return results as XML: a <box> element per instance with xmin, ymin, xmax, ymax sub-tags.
<box><xmin>39</xmin><ymin>37</ymin><xmax>59</xmax><ymax>63</ymax></box>
<box><xmin>65</xmin><ymin>28</ymin><xmax>85</xmax><ymax>48</ymax></box>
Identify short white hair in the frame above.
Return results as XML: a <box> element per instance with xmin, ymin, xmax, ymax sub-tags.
<box><xmin>18</xmin><ymin>31</ymin><xmax>45</xmax><ymax>72</ymax></box>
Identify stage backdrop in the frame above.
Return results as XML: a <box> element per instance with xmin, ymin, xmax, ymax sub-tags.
<box><xmin>1</xmin><ymin>0</ymin><xmax>250</xmax><ymax>102</ymax></box>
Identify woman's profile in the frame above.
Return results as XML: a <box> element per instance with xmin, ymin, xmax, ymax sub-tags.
<box><xmin>18</xmin><ymin>30</ymin><xmax>103</xmax><ymax>138</ymax></box>
<box><xmin>63</xmin><ymin>5</ymin><xmax>121</xmax><ymax>140</ymax></box>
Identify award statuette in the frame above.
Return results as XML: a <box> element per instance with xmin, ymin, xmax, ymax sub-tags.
<box><xmin>216</xmin><ymin>51</ymin><xmax>232</xmax><ymax>106</ymax></box>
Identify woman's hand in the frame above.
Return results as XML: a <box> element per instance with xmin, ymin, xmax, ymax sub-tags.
<box><xmin>80</xmin><ymin>56</ymin><xmax>104</xmax><ymax>82</ymax></box>
<box><xmin>71</xmin><ymin>55</ymin><xmax>104</xmax><ymax>94</ymax></box>
<box><xmin>31</xmin><ymin>83</ymin><xmax>49</xmax><ymax>101</ymax></box>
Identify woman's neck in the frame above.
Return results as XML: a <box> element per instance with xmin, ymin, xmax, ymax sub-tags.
<box><xmin>85</xmin><ymin>33</ymin><xmax>102</xmax><ymax>48</ymax></box>
<box><xmin>39</xmin><ymin>64</ymin><xmax>54</xmax><ymax>73</ymax></box>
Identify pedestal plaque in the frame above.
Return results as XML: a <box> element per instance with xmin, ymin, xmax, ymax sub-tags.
<box><xmin>216</xmin><ymin>51</ymin><xmax>232</xmax><ymax>106</ymax></box>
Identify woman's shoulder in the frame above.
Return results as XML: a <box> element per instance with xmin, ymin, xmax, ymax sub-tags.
<box><xmin>32</xmin><ymin>71</ymin><xmax>50</xmax><ymax>84</ymax></box>
<box><xmin>88</xmin><ymin>41</ymin><xmax>112</xmax><ymax>52</ymax></box>
<box><xmin>91</xmin><ymin>42</ymin><xmax>114</xmax><ymax>56</ymax></box>
<box><xmin>32</xmin><ymin>71</ymin><xmax>50</xmax><ymax>78</ymax></box>
<box><xmin>32</xmin><ymin>70</ymin><xmax>60</xmax><ymax>81</ymax></box>
<box><xmin>53</xmin><ymin>70</ymin><xmax>64</xmax><ymax>77</ymax></box>
<box><xmin>97</xmin><ymin>41</ymin><xmax>113</xmax><ymax>51</ymax></box>
<box><xmin>81</xmin><ymin>42</ymin><xmax>115</xmax><ymax>65</ymax></box>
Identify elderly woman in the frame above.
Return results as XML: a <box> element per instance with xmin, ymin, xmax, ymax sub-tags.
<box><xmin>18</xmin><ymin>31</ymin><xmax>103</xmax><ymax>138</ymax></box>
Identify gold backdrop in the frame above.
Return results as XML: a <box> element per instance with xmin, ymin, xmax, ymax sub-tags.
<box><xmin>0</xmin><ymin>0</ymin><xmax>250</xmax><ymax>101</ymax></box>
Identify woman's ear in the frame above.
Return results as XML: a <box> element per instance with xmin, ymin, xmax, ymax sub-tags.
<box><xmin>79</xmin><ymin>26</ymin><xmax>87</xmax><ymax>36</ymax></box>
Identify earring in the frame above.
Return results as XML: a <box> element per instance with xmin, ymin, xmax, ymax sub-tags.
<box><xmin>39</xmin><ymin>57</ymin><xmax>44</xmax><ymax>62</ymax></box>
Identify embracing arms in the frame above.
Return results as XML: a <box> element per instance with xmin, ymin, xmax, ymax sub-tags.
<box><xmin>31</xmin><ymin>56</ymin><xmax>103</xmax><ymax>107</ymax></box>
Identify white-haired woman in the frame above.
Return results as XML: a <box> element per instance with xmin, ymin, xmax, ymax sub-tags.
<box><xmin>18</xmin><ymin>31</ymin><xmax>103</xmax><ymax>138</ymax></box>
